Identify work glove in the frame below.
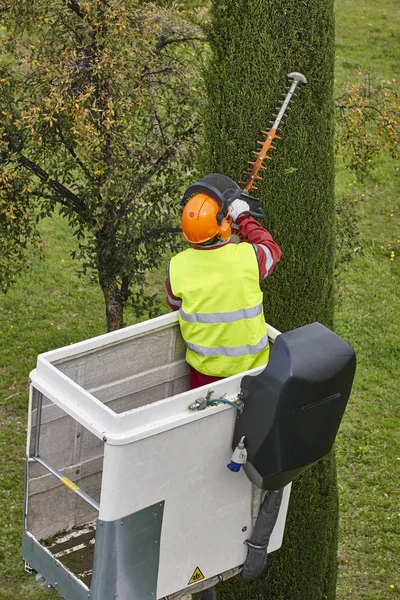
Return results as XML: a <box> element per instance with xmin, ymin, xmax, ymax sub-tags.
<box><xmin>229</xmin><ymin>199</ymin><xmax>250</xmax><ymax>222</ymax></box>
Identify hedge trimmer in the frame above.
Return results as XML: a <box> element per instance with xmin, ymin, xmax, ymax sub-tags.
<box><xmin>181</xmin><ymin>72</ymin><xmax>307</xmax><ymax>224</ymax></box>
<box><xmin>239</xmin><ymin>72</ymin><xmax>307</xmax><ymax>194</ymax></box>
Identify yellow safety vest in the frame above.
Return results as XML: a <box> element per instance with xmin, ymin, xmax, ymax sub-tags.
<box><xmin>169</xmin><ymin>242</ymin><xmax>270</xmax><ymax>377</ymax></box>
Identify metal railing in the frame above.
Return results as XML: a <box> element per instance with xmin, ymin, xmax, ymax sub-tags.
<box><xmin>28</xmin><ymin>391</ymin><xmax>100</xmax><ymax>512</ymax></box>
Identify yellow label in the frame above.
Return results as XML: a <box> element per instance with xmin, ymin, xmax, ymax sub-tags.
<box><xmin>60</xmin><ymin>477</ymin><xmax>80</xmax><ymax>493</ymax></box>
<box><xmin>188</xmin><ymin>566</ymin><xmax>205</xmax><ymax>585</ymax></box>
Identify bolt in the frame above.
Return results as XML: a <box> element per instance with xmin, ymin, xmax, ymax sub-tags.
<box><xmin>102</xmin><ymin>436</ymin><xmax>107</xmax><ymax>442</ymax></box>
<box><xmin>76</xmin><ymin>469</ymin><xmax>80</xmax><ymax>475</ymax></box>
<box><xmin>77</xmin><ymin>433</ymin><xmax>81</xmax><ymax>438</ymax></box>
<box><xmin>242</xmin><ymin>526</ymin><xmax>248</xmax><ymax>532</ymax></box>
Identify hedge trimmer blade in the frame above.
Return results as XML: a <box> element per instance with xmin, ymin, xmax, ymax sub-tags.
<box><xmin>240</xmin><ymin>72</ymin><xmax>307</xmax><ymax>191</ymax></box>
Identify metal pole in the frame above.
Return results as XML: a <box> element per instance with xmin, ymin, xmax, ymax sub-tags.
<box><xmin>270</xmin><ymin>72</ymin><xmax>308</xmax><ymax>132</ymax></box>
<box><xmin>33</xmin><ymin>391</ymin><xmax>43</xmax><ymax>457</ymax></box>
<box><xmin>30</xmin><ymin>455</ymin><xmax>100</xmax><ymax>512</ymax></box>
<box><xmin>29</xmin><ymin>390</ymin><xmax>99</xmax><ymax>512</ymax></box>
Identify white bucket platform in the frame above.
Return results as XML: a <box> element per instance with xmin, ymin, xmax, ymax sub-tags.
<box><xmin>23</xmin><ymin>312</ymin><xmax>290</xmax><ymax>600</ymax></box>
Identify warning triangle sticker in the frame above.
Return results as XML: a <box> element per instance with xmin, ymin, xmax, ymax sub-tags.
<box><xmin>188</xmin><ymin>566</ymin><xmax>205</xmax><ymax>585</ymax></box>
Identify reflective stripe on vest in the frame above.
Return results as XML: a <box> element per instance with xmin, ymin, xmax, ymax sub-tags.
<box><xmin>169</xmin><ymin>243</ymin><xmax>270</xmax><ymax>377</ymax></box>
<box><xmin>179</xmin><ymin>302</ymin><xmax>263</xmax><ymax>323</ymax></box>
<box><xmin>186</xmin><ymin>332</ymin><xmax>269</xmax><ymax>357</ymax></box>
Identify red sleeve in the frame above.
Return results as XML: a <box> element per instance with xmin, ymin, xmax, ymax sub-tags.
<box><xmin>236</xmin><ymin>215</ymin><xmax>282</xmax><ymax>280</ymax></box>
<box><xmin>165</xmin><ymin>260</ymin><xmax>182</xmax><ymax>311</ymax></box>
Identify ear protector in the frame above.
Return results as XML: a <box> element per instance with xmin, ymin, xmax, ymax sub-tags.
<box><xmin>215</xmin><ymin>209</ymin><xmax>231</xmax><ymax>241</ymax></box>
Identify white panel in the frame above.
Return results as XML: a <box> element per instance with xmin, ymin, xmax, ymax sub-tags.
<box><xmin>100</xmin><ymin>407</ymin><xmax>290</xmax><ymax>599</ymax></box>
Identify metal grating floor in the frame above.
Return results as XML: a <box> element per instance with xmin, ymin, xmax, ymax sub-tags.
<box><xmin>43</xmin><ymin>522</ymin><xmax>96</xmax><ymax>588</ymax></box>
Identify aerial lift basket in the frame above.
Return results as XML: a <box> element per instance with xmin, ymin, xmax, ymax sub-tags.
<box><xmin>22</xmin><ymin>313</ymin><xmax>355</xmax><ymax>600</ymax></box>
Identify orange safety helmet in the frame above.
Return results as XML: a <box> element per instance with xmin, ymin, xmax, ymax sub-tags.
<box><xmin>181</xmin><ymin>194</ymin><xmax>231</xmax><ymax>244</ymax></box>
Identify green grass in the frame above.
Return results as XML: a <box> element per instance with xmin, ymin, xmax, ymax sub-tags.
<box><xmin>0</xmin><ymin>217</ymin><xmax>106</xmax><ymax>599</ymax></box>
<box><xmin>334</xmin><ymin>1</ymin><xmax>400</xmax><ymax>598</ymax></box>
<box><xmin>0</xmin><ymin>0</ymin><xmax>399</xmax><ymax>598</ymax></box>
<box><xmin>334</xmin><ymin>164</ymin><xmax>400</xmax><ymax>600</ymax></box>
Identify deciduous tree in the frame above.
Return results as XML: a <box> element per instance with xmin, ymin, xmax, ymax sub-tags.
<box><xmin>336</xmin><ymin>73</ymin><xmax>399</xmax><ymax>181</ymax></box>
<box><xmin>0</xmin><ymin>0</ymin><xmax>203</xmax><ymax>330</ymax></box>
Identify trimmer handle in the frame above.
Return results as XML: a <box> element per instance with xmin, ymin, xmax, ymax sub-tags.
<box><xmin>239</xmin><ymin>193</ymin><xmax>265</xmax><ymax>219</ymax></box>
<box><xmin>227</xmin><ymin>192</ymin><xmax>265</xmax><ymax>220</ymax></box>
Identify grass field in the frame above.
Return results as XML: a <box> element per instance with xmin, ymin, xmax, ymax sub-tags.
<box><xmin>334</xmin><ymin>0</ymin><xmax>399</xmax><ymax>598</ymax></box>
<box><xmin>0</xmin><ymin>0</ymin><xmax>399</xmax><ymax>598</ymax></box>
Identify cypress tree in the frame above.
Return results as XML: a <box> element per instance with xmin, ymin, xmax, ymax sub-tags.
<box><xmin>203</xmin><ymin>1</ymin><xmax>338</xmax><ymax>598</ymax></box>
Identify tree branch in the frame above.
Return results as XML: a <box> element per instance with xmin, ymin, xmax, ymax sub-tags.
<box><xmin>140</xmin><ymin>66</ymin><xmax>175</xmax><ymax>79</ymax></box>
<box><xmin>135</xmin><ymin>123</ymin><xmax>199</xmax><ymax>193</ymax></box>
<box><xmin>64</xmin><ymin>0</ymin><xmax>85</xmax><ymax>20</ymax></box>
<box><xmin>4</xmin><ymin>131</ymin><xmax>87</xmax><ymax>216</ymax></box>
<box><xmin>58</xmin><ymin>12</ymin><xmax>84</xmax><ymax>45</ymax></box>
<box><xmin>19</xmin><ymin>155</ymin><xmax>87</xmax><ymax>214</ymax></box>
<box><xmin>134</xmin><ymin>227</ymin><xmax>181</xmax><ymax>246</ymax></box>
<box><xmin>155</xmin><ymin>36</ymin><xmax>205</xmax><ymax>53</ymax></box>
<box><xmin>55</xmin><ymin>124</ymin><xmax>93</xmax><ymax>179</ymax></box>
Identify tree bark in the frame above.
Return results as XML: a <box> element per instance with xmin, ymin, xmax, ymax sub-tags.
<box><xmin>100</xmin><ymin>279</ymin><xmax>125</xmax><ymax>332</ymax></box>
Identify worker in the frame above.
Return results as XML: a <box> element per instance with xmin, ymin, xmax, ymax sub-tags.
<box><xmin>166</xmin><ymin>193</ymin><xmax>282</xmax><ymax>390</ymax></box>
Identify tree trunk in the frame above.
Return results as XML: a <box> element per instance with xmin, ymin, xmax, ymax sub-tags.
<box><xmin>100</xmin><ymin>279</ymin><xmax>125</xmax><ymax>332</ymax></box>
<box><xmin>204</xmin><ymin>0</ymin><xmax>337</xmax><ymax>598</ymax></box>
